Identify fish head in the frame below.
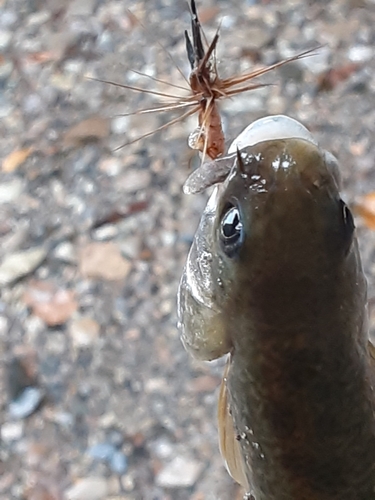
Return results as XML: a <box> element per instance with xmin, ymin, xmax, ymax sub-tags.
<box><xmin>177</xmin><ymin>115</ymin><xmax>356</xmax><ymax>360</ymax></box>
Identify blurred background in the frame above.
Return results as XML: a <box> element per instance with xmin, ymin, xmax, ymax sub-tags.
<box><xmin>1</xmin><ymin>0</ymin><xmax>375</xmax><ymax>499</ymax></box>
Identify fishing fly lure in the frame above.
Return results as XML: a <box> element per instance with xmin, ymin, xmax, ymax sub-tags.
<box><xmin>94</xmin><ymin>1</ymin><xmax>316</xmax><ymax>165</ymax></box>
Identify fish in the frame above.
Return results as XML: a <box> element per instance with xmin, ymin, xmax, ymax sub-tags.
<box><xmin>177</xmin><ymin>115</ymin><xmax>375</xmax><ymax>499</ymax></box>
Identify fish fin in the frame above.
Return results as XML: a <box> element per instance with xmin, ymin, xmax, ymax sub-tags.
<box><xmin>368</xmin><ymin>339</ymin><xmax>375</xmax><ymax>361</ymax></box>
<box><xmin>218</xmin><ymin>356</ymin><xmax>249</xmax><ymax>490</ymax></box>
<box><xmin>367</xmin><ymin>340</ymin><xmax>375</xmax><ymax>385</ymax></box>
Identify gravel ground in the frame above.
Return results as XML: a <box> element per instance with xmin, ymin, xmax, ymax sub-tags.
<box><xmin>1</xmin><ymin>1</ymin><xmax>375</xmax><ymax>499</ymax></box>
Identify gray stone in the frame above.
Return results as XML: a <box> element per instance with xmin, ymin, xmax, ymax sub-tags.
<box><xmin>0</xmin><ymin>179</ymin><xmax>24</xmax><ymax>204</ymax></box>
<box><xmin>1</xmin><ymin>421</ymin><xmax>24</xmax><ymax>442</ymax></box>
<box><xmin>87</xmin><ymin>442</ymin><xmax>116</xmax><ymax>461</ymax></box>
<box><xmin>65</xmin><ymin>477</ymin><xmax>108</xmax><ymax>500</ymax></box>
<box><xmin>0</xmin><ymin>247</ymin><xmax>47</xmax><ymax>286</ymax></box>
<box><xmin>9</xmin><ymin>387</ymin><xmax>44</xmax><ymax>419</ymax></box>
<box><xmin>109</xmin><ymin>451</ymin><xmax>128</xmax><ymax>475</ymax></box>
<box><xmin>156</xmin><ymin>456</ymin><xmax>203</xmax><ymax>488</ymax></box>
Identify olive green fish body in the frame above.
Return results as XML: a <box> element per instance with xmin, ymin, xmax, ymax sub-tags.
<box><xmin>178</xmin><ymin>116</ymin><xmax>375</xmax><ymax>499</ymax></box>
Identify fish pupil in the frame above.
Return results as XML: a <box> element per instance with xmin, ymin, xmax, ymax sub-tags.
<box><xmin>220</xmin><ymin>206</ymin><xmax>244</xmax><ymax>257</ymax></box>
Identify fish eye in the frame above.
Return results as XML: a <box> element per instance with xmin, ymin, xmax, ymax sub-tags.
<box><xmin>340</xmin><ymin>199</ymin><xmax>355</xmax><ymax>254</ymax></box>
<box><xmin>220</xmin><ymin>204</ymin><xmax>244</xmax><ymax>257</ymax></box>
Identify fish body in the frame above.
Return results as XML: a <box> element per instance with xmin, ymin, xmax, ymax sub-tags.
<box><xmin>178</xmin><ymin>116</ymin><xmax>375</xmax><ymax>499</ymax></box>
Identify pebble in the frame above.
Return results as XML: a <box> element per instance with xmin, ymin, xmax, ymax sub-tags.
<box><xmin>8</xmin><ymin>386</ymin><xmax>44</xmax><ymax>419</ymax></box>
<box><xmin>149</xmin><ymin>436</ymin><xmax>174</xmax><ymax>459</ymax></box>
<box><xmin>0</xmin><ymin>246</ymin><xmax>47</xmax><ymax>286</ymax></box>
<box><xmin>78</xmin><ymin>242</ymin><xmax>131</xmax><ymax>281</ymax></box>
<box><xmin>156</xmin><ymin>456</ymin><xmax>203</xmax><ymax>489</ymax></box>
<box><xmin>87</xmin><ymin>441</ymin><xmax>128</xmax><ymax>475</ymax></box>
<box><xmin>109</xmin><ymin>451</ymin><xmax>128</xmax><ymax>475</ymax></box>
<box><xmin>69</xmin><ymin>317</ymin><xmax>100</xmax><ymax>349</ymax></box>
<box><xmin>1</xmin><ymin>421</ymin><xmax>24</xmax><ymax>442</ymax></box>
<box><xmin>118</xmin><ymin>170</ymin><xmax>151</xmax><ymax>193</ymax></box>
<box><xmin>92</xmin><ymin>224</ymin><xmax>119</xmax><ymax>240</ymax></box>
<box><xmin>107</xmin><ymin>429</ymin><xmax>124</xmax><ymax>448</ymax></box>
<box><xmin>68</xmin><ymin>0</ymin><xmax>99</xmax><ymax>16</ymax></box>
<box><xmin>53</xmin><ymin>242</ymin><xmax>77</xmax><ymax>263</ymax></box>
<box><xmin>98</xmin><ymin>157</ymin><xmax>122</xmax><ymax>176</ymax></box>
<box><xmin>65</xmin><ymin>477</ymin><xmax>108</xmax><ymax>500</ymax></box>
<box><xmin>0</xmin><ymin>179</ymin><xmax>24</xmax><ymax>204</ymax></box>
<box><xmin>111</xmin><ymin>116</ymin><xmax>130</xmax><ymax>135</ymax></box>
<box><xmin>348</xmin><ymin>45</ymin><xmax>373</xmax><ymax>63</ymax></box>
<box><xmin>87</xmin><ymin>442</ymin><xmax>116</xmax><ymax>461</ymax></box>
<box><xmin>118</xmin><ymin>236</ymin><xmax>141</xmax><ymax>259</ymax></box>
<box><xmin>0</xmin><ymin>30</ymin><xmax>11</xmax><ymax>50</ymax></box>
<box><xmin>0</xmin><ymin>60</ymin><xmax>13</xmax><ymax>82</ymax></box>
<box><xmin>27</xmin><ymin>11</ymin><xmax>51</xmax><ymax>27</ymax></box>
<box><xmin>23</xmin><ymin>93</ymin><xmax>44</xmax><ymax>115</ymax></box>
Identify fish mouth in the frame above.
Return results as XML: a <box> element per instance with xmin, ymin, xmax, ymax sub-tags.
<box><xmin>229</xmin><ymin>115</ymin><xmax>341</xmax><ymax>188</ymax></box>
<box><xmin>180</xmin><ymin>186</ymin><xmax>222</xmax><ymax>311</ymax></box>
<box><xmin>183</xmin><ymin>115</ymin><xmax>341</xmax><ymax>194</ymax></box>
<box><xmin>177</xmin><ymin>186</ymin><xmax>232</xmax><ymax>361</ymax></box>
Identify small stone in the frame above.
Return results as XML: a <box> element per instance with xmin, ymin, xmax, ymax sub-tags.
<box><xmin>118</xmin><ymin>236</ymin><xmax>141</xmax><ymax>259</ymax></box>
<box><xmin>79</xmin><ymin>242</ymin><xmax>131</xmax><ymax>281</ymax></box>
<box><xmin>65</xmin><ymin>477</ymin><xmax>108</xmax><ymax>500</ymax></box>
<box><xmin>69</xmin><ymin>317</ymin><xmax>100</xmax><ymax>348</ymax></box>
<box><xmin>53</xmin><ymin>242</ymin><xmax>77</xmax><ymax>263</ymax></box>
<box><xmin>0</xmin><ymin>247</ymin><xmax>47</xmax><ymax>286</ymax></box>
<box><xmin>348</xmin><ymin>45</ymin><xmax>373</xmax><ymax>62</ymax></box>
<box><xmin>0</xmin><ymin>31</ymin><xmax>11</xmax><ymax>50</ymax></box>
<box><xmin>27</xmin><ymin>10</ymin><xmax>51</xmax><ymax>26</ymax></box>
<box><xmin>92</xmin><ymin>224</ymin><xmax>119</xmax><ymax>241</ymax></box>
<box><xmin>98</xmin><ymin>157</ymin><xmax>122</xmax><ymax>176</ymax></box>
<box><xmin>119</xmin><ymin>474</ymin><xmax>135</xmax><ymax>492</ymax></box>
<box><xmin>87</xmin><ymin>443</ymin><xmax>116</xmax><ymax>461</ymax></box>
<box><xmin>156</xmin><ymin>456</ymin><xmax>203</xmax><ymax>488</ymax></box>
<box><xmin>107</xmin><ymin>430</ymin><xmax>124</xmax><ymax>448</ymax></box>
<box><xmin>68</xmin><ymin>0</ymin><xmax>98</xmax><ymax>16</ymax></box>
<box><xmin>118</xmin><ymin>170</ymin><xmax>151</xmax><ymax>193</ymax></box>
<box><xmin>111</xmin><ymin>116</ymin><xmax>130</xmax><ymax>135</ymax></box>
<box><xmin>23</xmin><ymin>281</ymin><xmax>78</xmax><ymax>326</ymax></box>
<box><xmin>1</xmin><ymin>421</ymin><xmax>24</xmax><ymax>442</ymax></box>
<box><xmin>0</xmin><ymin>60</ymin><xmax>13</xmax><ymax>82</ymax></box>
<box><xmin>0</xmin><ymin>178</ymin><xmax>24</xmax><ymax>204</ymax></box>
<box><xmin>23</xmin><ymin>93</ymin><xmax>44</xmax><ymax>115</ymax></box>
<box><xmin>109</xmin><ymin>451</ymin><xmax>128</xmax><ymax>475</ymax></box>
<box><xmin>150</xmin><ymin>437</ymin><xmax>174</xmax><ymax>460</ymax></box>
<box><xmin>9</xmin><ymin>387</ymin><xmax>44</xmax><ymax>419</ymax></box>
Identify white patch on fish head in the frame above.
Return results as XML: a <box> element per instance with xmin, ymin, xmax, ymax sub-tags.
<box><xmin>228</xmin><ymin>115</ymin><xmax>318</xmax><ymax>154</ymax></box>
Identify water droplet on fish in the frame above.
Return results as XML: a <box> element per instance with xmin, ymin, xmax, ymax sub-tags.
<box><xmin>272</xmin><ymin>157</ymin><xmax>281</xmax><ymax>170</ymax></box>
<box><xmin>200</xmin><ymin>250</ymin><xmax>213</xmax><ymax>262</ymax></box>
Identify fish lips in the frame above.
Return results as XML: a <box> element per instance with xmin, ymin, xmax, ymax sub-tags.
<box><xmin>178</xmin><ymin>187</ymin><xmax>232</xmax><ymax>361</ymax></box>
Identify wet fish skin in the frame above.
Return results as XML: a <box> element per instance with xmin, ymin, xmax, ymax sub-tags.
<box><xmin>178</xmin><ymin>123</ymin><xmax>375</xmax><ymax>499</ymax></box>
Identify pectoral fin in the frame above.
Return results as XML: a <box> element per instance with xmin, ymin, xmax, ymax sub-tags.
<box><xmin>218</xmin><ymin>356</ymin><xmax>249</xmax><ymax>490</ymax></box>
<box><xmin>368</xmin><ymin>338</ymin><xmax>375</xmax><ymax>361</ymax></box>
